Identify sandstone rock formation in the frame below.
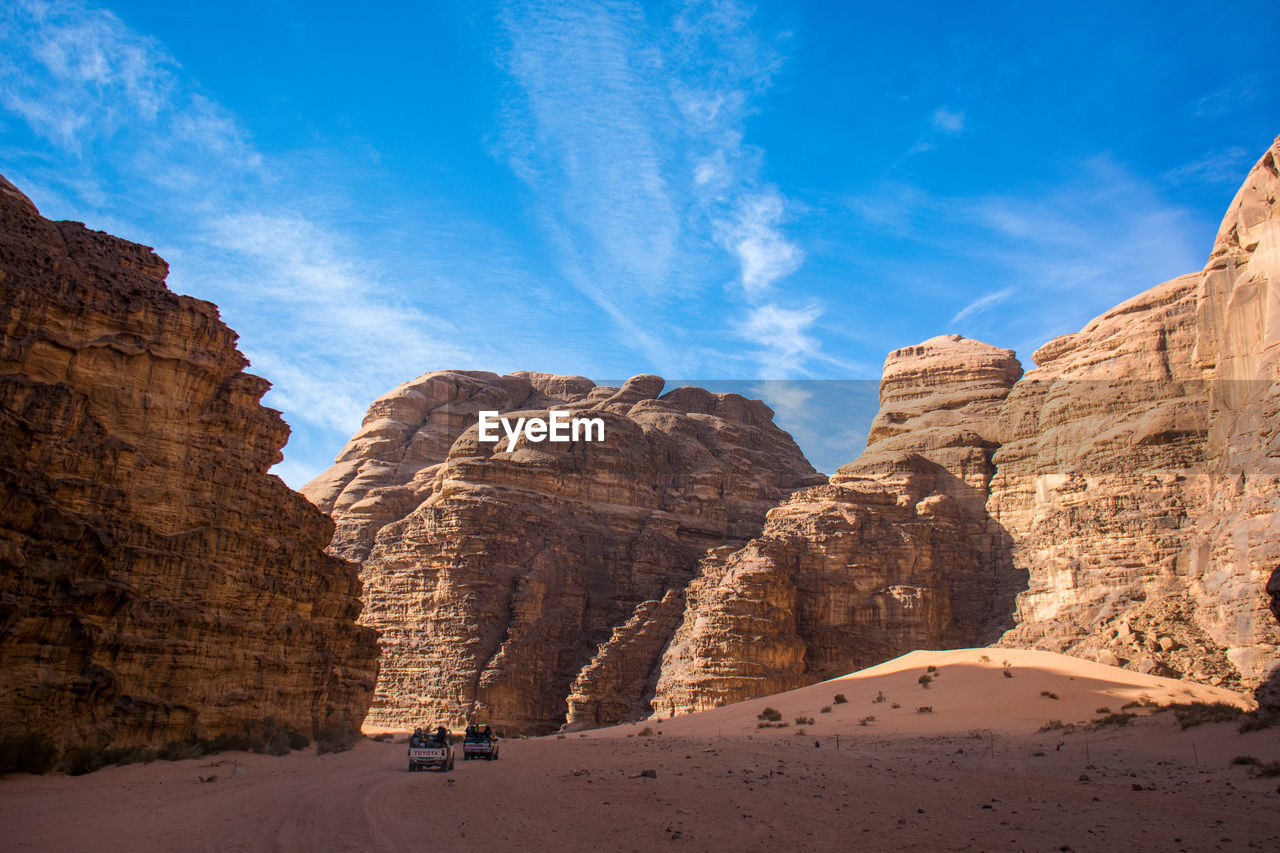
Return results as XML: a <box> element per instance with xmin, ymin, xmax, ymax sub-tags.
<box><xmin>990</xmin><ymin>138</ymin><xmax>1280</xmax><ymax>692</ymax></box>
<box><xmin>650</xmin><ymin>136</ymin><xmax>1280</xmax><ymax>711</ymax></box>
<box><xmin>983</xmin><ymin>273</ymin><xmax>1237</xmax><ymax>683</ymax></box>
<box><xmin>652</xmin><ymin>336</ymin><xmax>1027</xmax><ymax>714</ymax></box>
<box><xmin>302</xmin><ymin>373</ymin><xmax>822</xmax><ymax>733</ymax></box>
<box><xmin>1190</xmin><ymin>136</ymin><xmax>1280</xmax><ymax>688</ymax></box>
<box><xmin>0</xmin><ymin>175</ymin><xmax>379</xmax><ymax>755</ymax></box>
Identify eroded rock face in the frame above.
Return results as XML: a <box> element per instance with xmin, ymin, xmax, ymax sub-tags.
<box><xmin>652</xmin><ymin>337</ymin><xmax>1026</xmax><ymax>714</ymax></box>
<box><xmin>990</xmin><ymin>139</ymin><xmax>1280</xmax><ymax>691</ymax></box>
<box><xmin>0</xmin><ymin>176</ymin><xmax>379</xmax><ymax>753</ymax></box>
<box><xmin>303</xmin><ymin>373</ymin><xmax>821</xmax><ymax>733</ymax></box>
<box><xmin>983</xmin><ymin>273</ymin><xmax>1243</xmax><ymax>682</ymax></box>
<box><xmin>1191</xmin><ymin>137</ymin><xmax>1280</xmax><ymax>687</ymax></box>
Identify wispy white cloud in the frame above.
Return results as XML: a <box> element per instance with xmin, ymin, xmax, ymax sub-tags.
<box><xmin>895</xmin><ymin>104</ymin><xmax>969</xmax><ymax>161</ymax></box>
<box><xmin>735</xmin><ymin>302</ymin><xmax>823</xmax><ymax>375</ymax></box>
<box><xmin>666</xmin><ymin>1</ymin><xmax>819</xmax><ymax>368</ymax></box>
<box><xmin>717</xmin><ymin>189</ymin><xmax>804</xmax><ymax>299</ymax></box>
<box><xmin>931</xmin><ymin>107</ymin><xmax>965</xmax><ymax>135</ymax></box>
<box><xmin>1162</xmin><ymin>146</ymin><xmax>1254</xmax><ymax>187</ymax></box>
<box><xmin>498</xmin><ymin>2</ymin><xmax>678</xmax><ymax>289</ymax></box>
<box><xmin>949</xmin><ymin>286</ymin><xmax>1016</xmax><ymax>325</ymax></box>
<box><xmin>1192</xmin><ymin>83</ymin><xmax>1255</xmax><ymax>117</ymax></box>
<box><xmin>847</xmin><ymin>155</ymin><xmax>1203</xmax><ymax>360</ymax></box>
<box><xmin>497</xmin><ymin>0</ymin><xmax>825</xmax><ymax>376</ymax></box>
<box><xmin>0</xmin><ymin>0</ymin><xmax>175</xmax><ymax>151</ymax></box>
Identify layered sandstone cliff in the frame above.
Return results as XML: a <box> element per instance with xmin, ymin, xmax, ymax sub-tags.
<box><xmin>991</xmin><ymin>139</ymin><xmax>1280</xmax><ymax>691</ymax></box>
<box><xmin>983</xmin><ymin>273</ymin><xmax>1233</xmax><ymax>682</ymax></box>
<box><xmin>302</xmin><ymin>373</ymin><xmax>821</xmax><ymax>733</ymax></box>
<box><xmin>0</xmin><ymin>176</ymin><xmax>379</xmax><ymax>754</ymax></box>
<box><xmin>652</xmin><ymin>337</ymin><xmax>1026</xmax><ymax>713</ymax></box>
<box><xmin>650</xmin><ymin>136</ymin><xmax>1280</xmax><ymax>711</ymax></box>
<box><xmin>1190</xmin><ymin>137</ymin><xmax>1280</xmax><ymax>691</ymax></box>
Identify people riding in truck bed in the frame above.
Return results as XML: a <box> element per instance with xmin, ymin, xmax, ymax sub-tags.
<box><xmin>410</xmin><ymin>727</ymin><xmax>424</xmax><ymax>747</ymax></box>
<box><xmin>434</xmin><ymin>726</ymin><xmax>450</xmax><ymax>744</ymax></box>
<box><xmin>482</xmin><ymin>725</ymin><xmax>494</xmax><ymax>741</ymax></box>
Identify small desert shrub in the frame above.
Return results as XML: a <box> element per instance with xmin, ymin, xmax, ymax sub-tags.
<box><xmin>1001</xmin><ymin>661</ymin><xmax>1013</xmax><ymax>678</ymax></box>
<box><xmin>208</xmin><ymin>732</ymin><xmax>253</xmax><ymax>753</ymax></box>
<box><xmin>820</xmin><ymin>706</ymin><xmax>832</xmax><ymax>714</ymax></box>
<box><xmin>65</xmin><ymin>747</ymin><xmax>110</xmax><ymax>776</ymax></box>
<box><xmin>160</xmin><ymin>739</ymin><xmax>209</xmax><ymax>762</ymax></box>
<box><xmin>1233</xmin><ymin>756</ymin><xmax>1280</xmax><ymax>777</ymax></box>
<box><xmin>1239</xmin><ymin>711</ymin><xmax>1276</xmax><ymax>733</ymax></box>
<box><xmin>757</xmin><ymin>707</ymin><xmax>782</xmax><ymax>722</ymax></box>
<box><xmin>1161</xmin><ymin>701</ymin><xmax>1243</xmax><ymax>730</ymax></box>
<box><xmin>833</xmin><ymin>694</ymin><xmax>848</xmax><ymax>705</ymax></box>
<box><xmin>1095</xmin><ymin>707</ymin><xmax>1112</xmax><ymax>714</ymax></box>
<box><xmin>1122</xmin><ymin>694</ymin><xmax>1157</xmax><ymax>710</ymax></box>
<box><xmin>1040</xmin><ymin>690</ymin><xmax>1059</xmax><ymax>700</ymax></box>
<box><xmin>968</xmin><ymin>729</ymin><xmax>986</xmax><ymax>740</ymax></box>
<box><xmin>0</xmin><ymin>735</ymin><xmax>57</xmax><ymax>776</ymax></box>
<box><xmin>108</xmin><ymin>742</ymin><xmax>156</xmax><ymax>763</ymax></box>
<box><xmin>242</xmin><ymin>716</ymin><xmax>305</xmax><ymax>756</ymax></box>
<box><xmin>891</xmin><ymin>702</ymin><xmax>901</xmax><ymax>709</ymax></box>
<box><xmin>1038</xmin><ymin>720</ymin><xmax>1067</xmax><ymax>732</ymax></box>
<box><xmin>978</xmin><ymin>654</ymin><xmax>991</xmax><ymax>663</ymax></box>
<box><xmin>372</xmin><ymin>733</ymin><xmax>394</xmax><ymax>742</ymax></box>
<box><xmin>639</xmin><ymin>726</ymin><xmax>655</xmax><ymax>737</ymax></box>
<box><xmin>873</xmin><ymin>691</ymin><xmax>886</xmax><ymax>704</ymax></box>
<box><xmin>756</xmin><ymin>721</ymin><xmax>789</xmax><ymax>729</ymax></box>
<box><xmin>918</xmin><ymin>674</ymin><xmax>933</xmax><ymax>689</ymax></box>
<box><xmin>314</xmin><ymin>723</ymin><xmax>360</xmax><ymax>755</ymax></box>
<box><xmin>916</xmin><ymin>706</ymin><xmax>933</xmax><ymax>714</ymax></box>
<box><xmin>794</xmin><ymin>716</ymin><xmax>814</xmax><ymax>726</ymax></box>
<box><xmin>859</xmin><ymin>716</ymin><xmax>875</xmax><ymax>726</ymax></box>
<box><xmin>1092</xmin><ymin>712</ymin><xmax>1136</xmax><ymax>729</ymax></box>
<box><xmin>65</xmin><ymin>744</ymin><xmax>157</xmax><ymax>775</ymax></box>
<box><xmin>926</xmin><ymin>665</ymin><xmax>937</xmax><ymax>673</ymax></box>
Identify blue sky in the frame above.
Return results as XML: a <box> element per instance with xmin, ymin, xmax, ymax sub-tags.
<box><xmin>2</xmin><ymin>0</ymin><xmax>1278</xmax><ymax>483</ymax></box>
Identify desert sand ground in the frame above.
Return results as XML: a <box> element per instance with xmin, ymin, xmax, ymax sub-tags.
<box><xmin>2</xmin><ymin>649</ymin><xmax>1277</xmax><ymax>851</ymax></box>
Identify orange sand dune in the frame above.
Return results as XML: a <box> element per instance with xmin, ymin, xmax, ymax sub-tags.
<box><xmin>2</xmin><ymin>649</ymin><xmax>1276</xmax><ymax>851</ymax></box>
<box><xmin>619</xmin><ymin>648</ymin><xmax>1254</xmax><ymax>739</ymax></box>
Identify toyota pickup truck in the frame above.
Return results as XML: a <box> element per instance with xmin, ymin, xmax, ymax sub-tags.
<box><xmin>408</xmin><ymin>740</ymin><xmax>454</xmax><ymax>772</ymax></box>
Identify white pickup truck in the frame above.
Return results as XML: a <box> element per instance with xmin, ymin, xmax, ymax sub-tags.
<box><xmin>407</xmin><ymin>740</ymin><xmax>454</xmax><ymax>772</ymax></box>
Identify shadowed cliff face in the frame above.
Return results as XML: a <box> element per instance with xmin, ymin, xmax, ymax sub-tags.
<box><xmin>0</xmin><ymin>175</ymin><xmax>380</xmax><ymax>753</ymax></box>
<box><xmin>303</xmin><ymin>373</ymin><xmax>822</xmax><ymax>734</ymax></box>
<box><xmin>1269</xmin><ymin>569</ymin><xmax>1280</xmax><ymax>624</ymax></box>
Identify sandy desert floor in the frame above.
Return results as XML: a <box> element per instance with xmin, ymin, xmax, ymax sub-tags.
<box><xmin>2</xmin><ymin>649</ymin><xmax>1278</xmax><ymax>852</ymax></box>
